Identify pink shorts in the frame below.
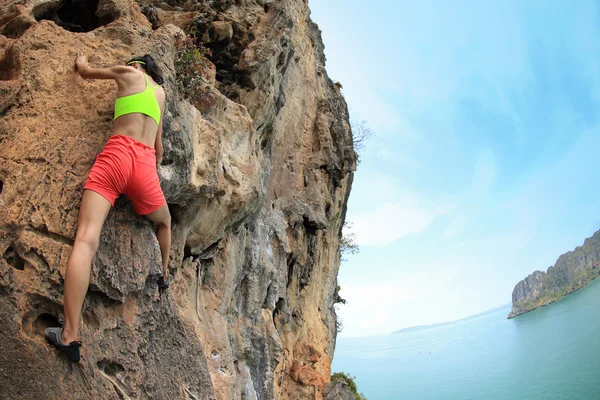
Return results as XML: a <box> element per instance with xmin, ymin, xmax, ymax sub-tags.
<box><xmin>84</xmin><ymin>135</ymin><xmax>166</xmax><ymax>215</ymax></box>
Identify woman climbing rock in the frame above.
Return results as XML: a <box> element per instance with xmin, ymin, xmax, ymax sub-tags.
<box><xmin>45</xmin><ymin>54</ymin><xmax>172</xmax><ymax>363</ymax></box>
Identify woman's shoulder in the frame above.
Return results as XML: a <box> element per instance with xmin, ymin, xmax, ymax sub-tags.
<box><xmin>153</xmin><ymin>84</ymin><xmax>166</xmax><ymax>107</ymax></box>
<box><xmin>154</xmin><ymin>83</ymin><xmax>165</xmax><ymax>96</ymax></box>
<box><xmin>111</xmin><ymin>65</ymin><xmax>134</xmax><ymax>74</ymax></box>
<box><xmin>110</xmin><ymin>66</ymin><xmax>139</xmax><ymax>80</ymax></box>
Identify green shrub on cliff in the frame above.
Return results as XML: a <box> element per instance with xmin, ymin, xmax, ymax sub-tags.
<box><xmin>331</xmin><ymin>372</ymin><xmax>368</xmax><ymax>400</ymax></box>
<box><xmin>174</xmin><ymin>33</ymin><xmax>212</xmax><ymax>101</ymax></box>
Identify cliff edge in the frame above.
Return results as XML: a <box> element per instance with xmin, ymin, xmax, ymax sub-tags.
<box><xmin>508</xmin><ymin>230</ymin><xmax>600</xmax><ymax>318</ymax></box>
<box><xmin>0</xmin><ymin>0</ymin><xmax>356</xmax><ymax>399</ymax></box>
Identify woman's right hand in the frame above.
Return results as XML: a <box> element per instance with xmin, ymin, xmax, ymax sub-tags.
<box><xmin>75</xmin><ymin>55</ymin><xmax>88</xmax><ymax>72</ymax></box>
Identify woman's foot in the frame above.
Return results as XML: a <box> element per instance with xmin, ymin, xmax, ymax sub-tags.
<box><xmin>157</xmin><ymin>275</ymin><xmax>170</xmax><ymax>289</ymax></box>
<box><xmin>44</xmin><ymin>327</ymin><xmax>82</xmax><ymax>363</ymax></box>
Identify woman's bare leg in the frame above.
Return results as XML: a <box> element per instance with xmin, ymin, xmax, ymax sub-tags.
<box><xmin>61</xmin><ymin>190</ymin><xmax>111</xmax><ymax>344</ymax></box>
<box><xmin>144</xmin><ymin>204</ymin><xmax>171</xmax><ymax>279</ymax></box>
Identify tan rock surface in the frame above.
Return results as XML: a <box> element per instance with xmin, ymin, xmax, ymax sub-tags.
<box><xmin>0</xmin><ymin>0</ymin><xmax>356</xmax><ymax>399</ymax></box>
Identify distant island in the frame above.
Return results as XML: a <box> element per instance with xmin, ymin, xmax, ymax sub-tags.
<box><xmin>508</xmin><ymin>230</ymin><xmax>600</xmax><ymax>318</ymax></box>
<box><xmin>392</xmin><ymin>304</ymin><xmax>510</xmax><ymax>335</ymax></box>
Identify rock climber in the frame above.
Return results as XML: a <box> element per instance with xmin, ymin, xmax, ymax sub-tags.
<box><xmin>45</xmin><ymin>54</ymin><xmax>171</xmax><ymax>363</ymax></box>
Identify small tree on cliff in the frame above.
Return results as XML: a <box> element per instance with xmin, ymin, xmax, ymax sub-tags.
<box><xmin>345</xmin><ymin>120</ymin><xmax>374</xmax><ymax>164</ymax></box>
<box><xmin>340</xmin><ymin>221</ymin><xmax>359</xmax><ymax>263</ymax></box>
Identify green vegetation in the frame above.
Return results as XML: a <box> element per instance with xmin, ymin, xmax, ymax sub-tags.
<box><xmin>174</xmin><ymin>33</ymin><xmax>213</xmax><ymax>102</ymax></box>
<box><xmin>242</xmin><ymin>348</ymin><xmax>255</xmax><ymax>367</ymax></box>
<box><xmin>340</xmin><ymin>221</ymin><xmax>359</xmax><ymax>262</ymax></box>
<box><xmin>334</xmin><ymin>285</ymin><xmax>346</xmax><ymax>305</ymax></box>
<box><xmin>331</xmin><ymin>372</ymin><xmax>368</xmax><ymax>400</ymax></box>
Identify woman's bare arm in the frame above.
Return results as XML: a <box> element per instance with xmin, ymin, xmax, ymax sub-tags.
<box><xmin>75</xmin><ymin>55</ymin><xmax>131</xmax><ymax>80</ymax></box>
<box><xmin>155</xmin><ymin>95</ymin><xmax>165</xmax><ymax>165</ymax></box>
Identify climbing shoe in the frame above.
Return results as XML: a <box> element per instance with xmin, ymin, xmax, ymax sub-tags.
<box><xmin>44</xmin><ymin>327</ymin><xmax>82</xmax><ymax>363</ymax></box>
<box><xmin>157</xmin><ymin>275</ymin><xmax>170</xmax><ymax>289</ymax></box>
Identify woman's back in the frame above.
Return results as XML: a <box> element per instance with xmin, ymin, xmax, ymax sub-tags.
<box><xmin>113</xmin><ymin>69</ymin><xmax>165</xmax><ymax>147</ymax></box>
<box><xmin>75</xmin><ymin>55</ymin><xmax>165</xmax><ymax>150</ymax></box>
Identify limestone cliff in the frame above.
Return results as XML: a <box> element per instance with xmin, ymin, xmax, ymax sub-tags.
<box><xmin>508</xmin><ymin>230</ymin><xmax>600</xmax><ymax>318</ymax></box>
<box><xmin>0</xmin><ymin>1</ymin><xmax>356</xmax><ymax>399</ymax></box>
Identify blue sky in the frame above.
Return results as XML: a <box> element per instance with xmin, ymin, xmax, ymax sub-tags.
<box><xmin>309</xmin><ymin>0</ymin><xmax>600</xmax><ymax>337</ymax></box>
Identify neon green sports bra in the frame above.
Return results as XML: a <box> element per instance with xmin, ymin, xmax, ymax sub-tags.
<box><xmin>114</xmin><ymin>73</ymin><xmax>161</xmax><ymax>125</ymax></box>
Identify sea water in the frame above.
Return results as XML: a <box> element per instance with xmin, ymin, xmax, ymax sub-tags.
<box><xmin>333</xmin><ymin>278</ymin><xmax>600</xmax><ymax>399</ymax></box>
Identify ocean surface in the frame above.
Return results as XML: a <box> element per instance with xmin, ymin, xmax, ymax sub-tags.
<box><xmin>332</xmin><ymin>278</ymin><xmax>600</xmax><ymax>400</ymax></box>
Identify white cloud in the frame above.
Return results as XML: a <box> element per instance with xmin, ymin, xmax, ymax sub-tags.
<box><xmin>347</xmin><ymin>201</ymin><xmax>449</xmax><ymax>246</ymax></box>
<box><xmin>344</xmin><ymin>83</ymin><xmax>401</xmax><ymax>132</ymax></box>
<box><xmin>336</xmin><ymin>263</ymin><xmax>470</xmax><ymax>337</ymax></box>
<box><xmin>336</xmin><ymin>281</ymin><xmax>424</xmax><ymax>337</ymax></box>
<box><xmin>346</xmin><ymin>173</ymin><xmax>453</xmax><ymax>246</ymax></box>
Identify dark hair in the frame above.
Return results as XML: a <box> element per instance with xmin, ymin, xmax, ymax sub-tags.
<box><xmin>127</xmin><ymin>54</ymin><xmax>164</xmax><ymax>85</ymax></box>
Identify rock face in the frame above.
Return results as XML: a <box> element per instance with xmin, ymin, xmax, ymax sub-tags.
<box><xmin>0</xmin><ymin>1</ymin><xmax>355</xmax><ymax>399</ymax></box>
<box><xmin>508</xmin><ymin>231</ymin><xmax>600</xmax><ymax>318</ymax></box>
